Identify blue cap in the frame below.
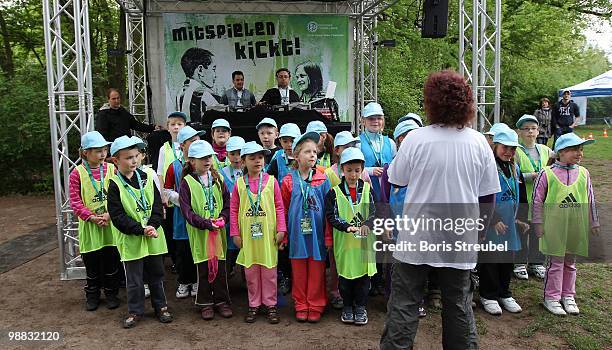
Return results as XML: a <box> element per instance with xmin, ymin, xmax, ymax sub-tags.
<box><xmin>515</xmin><ymin>114</ymin><xmax>539</xmax><ymax>129</ymax></box>
<box><xmin>362</xmin><ymin>102</ymin><xmax>384</xmax><ymax>118</ymax></box>
<box><xmin>81</xmin><ymin>131</ymin><xmax>111</xmax><ymax>150</ymax></box>
<box><xmin>110</xmin><ymin>136</ymin><xmax>146</xmax><ymax>156</ymax></box>
<box><xmin>279</xmin><ymin>123</ymin><xmax>301</xmax><ymax>139</ymax></box>
<box><xmin>484</xmin><ymin>123</ymin><xmax>510</xmax><ymax>136</ymax></box>
<box><xmin>397</xmin><ymin>113</ymin><xmax>423</xmax><ymax>127</ymax></box>
<box><xmin>177</xmin><ymin>126</ymin><xmax>206</xmax><ymax>144</ymax></box>
<box><xmin>188</xmin><ymin>140</ymin><xmax>215</xmax><ymax>158</ymax></box>
<box><xmin>241</xmin><ymin>141</ymin><xmax>271</xmax><ymax>157</ymax></box>
<box><xmin>493</xmin><ymin>128</ymin><xmax>521</xmax><ymax>147</ymax></box>
<box><xmin>393</xmin><ymin>120</ymin><xmax>420</xmax><ymax>140</ymax></box>
<box><xmin>334</xmin><ymin>131</ymin><xmax>360</xmax><ymax>148</ymax></box>
<box><xmin>256</xmin><ymin>117</ymin><xmax>277</xmax><ymax>130</ymax></box>
<box><xmin>226</xmin><ymin>136</ymin><xmax>246</xmax><ymax>152</ymax></box>
<box><xmin>292</xmin><ymin>131</ymin><xmax>321</xmax><ymax>153</ymax></box>
<box><xmin>167</xmin><ymin>111</ymin><xmax>187</xmax><ymax>121</ymax></box>
<box><xmin>340</xmin><ymin>147</ymin><xmax>365</xmax><ymax>165</ymax></box>
<box><xmin>554</xmin><ymin>133</ymin><xmax>595</xmax><ymax>153</ymax></box>
<box><xmin>211</xmin><ymin>118</ymin><xmax>231</xmax><ymax>131</ymax></box>
<box><xmin>305</xmin><ymin>120</ymin><xmax>328</xmax><ymax>134</ymax></box>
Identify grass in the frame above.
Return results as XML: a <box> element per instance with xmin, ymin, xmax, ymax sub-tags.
<box><xmin>514</xmin><ymin>124</ymin><xmax>611</xmax><ymax>350</ymax></box>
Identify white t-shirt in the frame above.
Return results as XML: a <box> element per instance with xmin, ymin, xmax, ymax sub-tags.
<box><xmin>387</xmin><ymin>125</ymin><xmax>500</xmax><ymax>269</ymax></box>
<box><xmin>156</xmin><ymin>141</ymin><xmax>182</xmax><ymax>176</ymax></box>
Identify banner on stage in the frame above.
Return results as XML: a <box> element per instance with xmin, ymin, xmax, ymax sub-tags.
<box><xmin>163</xmin><ymin>13</ymin><xmax>351</xmax><ymax>122</ymax></box>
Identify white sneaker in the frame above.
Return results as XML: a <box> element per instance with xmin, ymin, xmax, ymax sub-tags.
<box><xmin>499</xmin><ymin>297</ymin><xmax>522</xmax><ymax>313</ymax></box>
<box><xmin>190</xmin><ymin>283</ymin><xmax>198</xmax><ymax>297</ymax></box>
<box><xmin>543</xmin><ymin>299</ymin><xmax>567</xmax><ymax>316</ymax></box>
<box><xmin>528</xmin><ymin>264</ymin><xmax>546</xmax><ymax>279</ymax></box>
<box><xmin>561</xmin><ymin>297</ymin><xmax>580</xmax><ymax>315</ymax></box>
<box><xmin>513</xmin><ymin>264</ymin><xmax>529</xmax><ymax>280</ymax></box>
<box><xmin>176</xmin><ymin>283</ymin><xmax>190</xmax><ymax>299</ymax></box>
<box><xmin>480</xmin><ymin>297</ymin><xmax>502</xmax><ymax>315</ymax></box>
<box><xmin>144</xmin><ymin>284</ymin><xmax>150</xmax><ymax>298</ymax></box>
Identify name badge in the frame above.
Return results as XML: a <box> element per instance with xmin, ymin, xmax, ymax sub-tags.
<box><xmin>250</xmin><ymin>222</ymin><xmax>263</xmax><ymax>239</ymax></box>
<box><xmin>301</xmin><ymin>218</ymin><xmax>313</xmax><ymax>234</ymax></box>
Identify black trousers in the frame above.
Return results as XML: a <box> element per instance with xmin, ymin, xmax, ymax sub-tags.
<box><xmin>478</xmin><ymin>262</ymin><xmax>513</xmax><ymax>300</ymax></box>
<box><xmin>514</xmin><ymin>228</ymin><xmax>545</xmax><ymax>265</ymax></box>
<box><xmin>339</xmin><ymin>275</ymin><xmax>370</xmax><ymax>308</ymax></box>
<box><xmin>82</xmin><ymin>246</ymin><xmax>120</xmax><ymax>299</ymax></box>
<box><xmin>380</xmin><ymin>263</ymin><xmax>478</xmax><ymax>350</ymax></box>
<box><xmin>278</xmin><ymin>243</ymin><xmax>291</xmax><ymax>279</ymax></box>
<box><xmin>162</xmin><ymin>208</ymin><xmax>176</xmax><ymax>264</ymax></box>
<box><xmin>196</xmin><ymin>260</ymin><xmax>230</xmax><ymax>306</ymax></box>
<box><xmin>174</xmin><ymin>239</ymin><xmax>197</xmax><ymax>285</ymax></box>
<box><xmin>124</xmin><ymin>255</ymin><xmax>167</xmax><ymax>316</ymax></box>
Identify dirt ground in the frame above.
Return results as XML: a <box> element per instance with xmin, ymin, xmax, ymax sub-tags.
<box><xmin>0</xmin><ymin>195</ymin><xmax>56</xmax><ymax>245</ymax></box>
<box><xmin>2</xmin><ymin>151</ymin><xmax>609</xmax><ymax>350</ymax></box>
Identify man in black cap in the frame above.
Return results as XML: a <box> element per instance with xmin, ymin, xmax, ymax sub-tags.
<box><xmin>551</xmin><ymin>89</ymin><xmax>581</xmax><ymax>144</ymax></box>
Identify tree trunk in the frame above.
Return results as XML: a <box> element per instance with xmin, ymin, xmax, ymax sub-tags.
<box><xmin>114</xmin><ymin>7</ymin><xmax>127</xmax><ymax>99</ymax></box>
<box><xmin>0</xmin><ymin>10</ymin><xmax>15</xmax><ymax>78</ymax></box>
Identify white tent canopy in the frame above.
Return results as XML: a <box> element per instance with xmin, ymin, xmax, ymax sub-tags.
<box><xmin>559</xmin><ymin>70</ymin><xmax>612</xmax><ymax>124</ymax></box>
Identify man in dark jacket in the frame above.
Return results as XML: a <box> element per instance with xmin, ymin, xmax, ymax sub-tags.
<box><xmin>95</xmin><ymin>88</ymin><xmax>158</xmax><ymax>142</ymax></box>
<box><xmin>551</xmin><ymin>89</ymin><xmax>581</xmax><ymax>144</ymax></box>
<box><xmin>259</xmin><ymin>68</ymin><xmax>300</xmax><ymax>106</ymax></box>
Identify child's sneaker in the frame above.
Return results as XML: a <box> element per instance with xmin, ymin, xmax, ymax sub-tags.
<box><xmin>341</xmin><ymin>307</ymin><xmax>354</xmax><ymax>323</ymax></box>
<box><xmin>528</xmin><ymin>264</ymin><xmax>546</xmax><ymax>279</ymax></box>
<box><xmin>123</xmin><ymin>314</ymin><xmax>141</xmax><ymax>329</ymax></box>
<box><xmin>245</xmin><ymin>306</ymin><xmax>258</xmax><ymax>323</ymax></box>
<box><xmin>480</xmin><ymin>297</ymin><xmax>502</xmax><ymax>315</ymax></box>
<box><xmin>85</xmin><ymin>297</ymin><xmax>100</xmax><ymax>311</ymax></box>
<box><xmin>144</xmin><ymin>284</ymin><xmax>150</xmax><ymax>298</ymax></box>
<box><xmin>201</xmin><ymin>306</ymin><xmax>214</xmax><ymax>320</ymax></box>
<box><xmin>307</xmin><ymin>311</ymin><xmax>321</xmax><ymax>323</ymax></box>
<box><xmin>295</xmin><ymin>310</ymin><xmax>308</xmax><ymax>322</ymax></box>
<box><xmin>543</xmin><ymin>299</ymin><xmax>567</xmax><ymax>316</ymax></box>
<box><xmin>330</xmin><ymin>296</ymin><xmax>344</xmax><ymax>310</ymax></box>
<box><xmin>513</xmin><ymin>264</ymin><xmax>528</xmax><ymax>280</ymax></box>
<box><xmin>418</xmin><ymin>300</ymin><xmax>427</xmax><ymax>318</ymax></box>
<box><xmin>267</xmin><ymin>306</ymin><xmax>280</xmax><ymax>324</ymax></box>
<box><xmin>190</xmin><ymin>283</ymin><xmax>198</xmax><ymax>297</ymax></box>
<box><xmin>354</xmin><ymin>306</ymin><xmax>368</xmax><ymax>325</ymax></box>
<box><xmin>176</xmin><ymin>284</ymin><xmax>190</xmax><ymax>299</ymax></box>
<box><xmin>561</xmin><ymin>296</ymin><xmax>580</xmax><ymax>315</ymax></box>
<box><xmin>155</xmin><ymin>307</ymin><xmax>173</xmax><ymax>323</ymax></box>
<box><xmin>499</xmin><ymin>297</ymin><xmax>522</xmax><ymax>313</ymax></box>
<box><xmin>216</xmin><ymin>303</ymin><xmax>233</xmax><ymax>318</ymax></box>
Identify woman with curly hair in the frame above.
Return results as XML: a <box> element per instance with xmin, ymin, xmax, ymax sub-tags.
<box><xmin>381</xmin><ymin>70</ymin><xmax>500</xmax><ymax>350</ymax></box>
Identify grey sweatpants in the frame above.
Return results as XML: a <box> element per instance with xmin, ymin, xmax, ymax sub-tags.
<box><xmin>123</xmin><ymin>254</ymin><xmax>167</xmax><ymax>316</ymax></box>
<box><xmin>380</xmin><ymin>262</ymin><xmax>479</xmax><ymax>350</ymax></box>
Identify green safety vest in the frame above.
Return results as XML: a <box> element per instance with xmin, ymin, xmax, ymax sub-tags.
<box><xmin>162</xmin><ymin>141</ymin><xmax>181</xmax><ymax>182</ymax></box>
<box><xmin>516</xmin><ymin>144</ymin><xmax>551</xmax><ymax>204</ymax></box>
<box><xmin>540</xmin><ymin>166</ymin><xmax>590</xmax><ymax>257</ymax></box>
<box><xmin>212</xmin><ymin>154</ymin><xmax>230</xmax><ymax>170</ymax></box>
<box><xmin>332</xmin><ymin>182</ymin><xmax>377</xmax><ymax>279</ymax></box>
<box><xmin>185</xmin><ymin>174</ymin><xmax>227</xmax><ymax>264</ymax></box>
<box><xmin>76</xmin><ymin>163</ymin><xmax>116</xmax><ymax>253</ymax></box>
<box><xmin>110</xmin><ymin>168</ymin><xmax>168</xmax><ymax>261</ymax></box>
<box><xmin>317</xmin><ymin>153</ymin><xmax>331</xmax><ymax>168</ymax></box>
<box><xmin>324</xmin><ymin>166</ymin><xmax>342</xmax><ymax>188</ymax></box>
<box><xmin>236</xmin><ymin>175</ymin><xmax>278</xmax><ymax>268</ymax></box>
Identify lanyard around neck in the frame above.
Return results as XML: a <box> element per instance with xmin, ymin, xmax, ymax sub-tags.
<box><xmin>117</xmin><ymin>170</ymin><xmax>148</xmax><ymax>213</ymax></box>
<box><xmin>197</xmin><ymin>171</ymin><xmax>215</xmax><ymax>217</ymax></box>
<box><xmin>84</xmin><ymin>161</ymin><xmax>104</xmax><ymax>200</ymax></box>
<box><xmin>245</xmin><ymin>172</ymin><xmax>263</xmax><ymax>215</ymax></box>
<box><xmin>298</xmin><ymin>169</ymin><xmax>313</xmax><ymax>214</ymax></box>
<box><xmin>363</xmin><ymin>132</ymin><xmax>383</xmax><ymax>165</ymax></box>
<box><xmin>343</xmin><ymin>180</ymin><xmax>359</xmax><ymax>216</ymax></box>
<box><xmin>520</xmin><ymin>144</ymin><xmax>541</xmax><ymax>172</ymax></box>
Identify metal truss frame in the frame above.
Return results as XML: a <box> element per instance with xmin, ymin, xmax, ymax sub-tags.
<box><xmin>44</xmin><ymin>0</ymin><xmax>499</xmax><ymax>279</ymax></box>
<box><xmin>459</xmin><ymin>0</ymin><xmax>502</xmax><ymax>131</ymax></box>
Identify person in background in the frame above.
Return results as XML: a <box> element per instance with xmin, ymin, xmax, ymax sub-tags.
<box><xmin>96</xmin><ymin>88</ymin><xmax>159</xmax><ymax>142</ymax></box>
<box><xmin>533</xmin><ymin>98</ymin><xmax>552</xmax><ymax>145</ymax></box>
<box><xmin>305</xmin><ymin>121</ymin><xmax>332</xmax><ymax>168</ymax></box>
<box><xmin>210</xmin><ymin>118</ymin><xmax>232</xmax><ymax>170</ymax></box>
<box><xmin>260</xmin><ymin>68</ymin><xmax>300</xmax><ymax>106</ymax></box>
<box><xmin>483</xmin><ymin>123</ymin><xmax>510</xmax><ymax>148</ymax></box>
<box><xmin>551</xmin><ymin>89</ymin><xmax>580</xmax><ymax>145</ymax></box>
<box><xmin>221</xmin><ymin>71</ymin><xmax>257</xmax><ymax>109</ymax></box>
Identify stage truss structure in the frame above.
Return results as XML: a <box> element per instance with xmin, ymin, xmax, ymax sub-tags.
<box><xmin>43</xmin><ymin>0</ymin><xmax>500</xmax><ymax>279</ymax></box>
